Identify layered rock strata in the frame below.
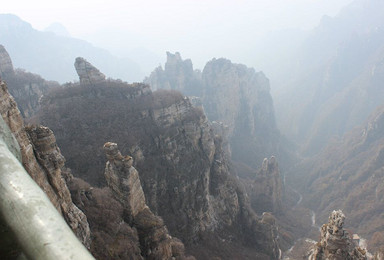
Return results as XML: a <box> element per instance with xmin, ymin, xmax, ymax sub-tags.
<box><xmin>0</xmin><ymin>79</ymin><xmax>91</xmax><ymax>247</ymax></box>
<box><xmin>309</xmin><ymin>210</ymin><xmax>367</xmax><ymax>260</ymax></box>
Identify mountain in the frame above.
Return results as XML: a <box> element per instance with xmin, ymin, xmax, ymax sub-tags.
<box><xmin>44</xmin><ymin>22</ymin><xmax>70</xmax><ymax>37</ymax></box>
<box><xmin>0</xmin><ymin>75</ymin><xmax>193</xmax><ymax>259</ymax></box>
<box><xmin>274</xmin><ymin>0</ymin><xmax>384</xmax><ymax>155</ymax></box>
<box><xmin>36</xmin><ymin>57</ymin><xmax>282</xmax><ymax>259</ymax></box>
<box><xmin>0</xmin><ymin>14</ymin><xmax>142</xmax><ymax>83</ymax></box>
<box><xmin>145</xmin><ymin>52</ymin><xmax>282</xmax><ymax>172</ymax></box>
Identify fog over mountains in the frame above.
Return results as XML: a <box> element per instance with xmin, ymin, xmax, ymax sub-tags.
<box><xmin>0</xmin><ymin>14</ymin><xmax>142</xmax><ymax>83</ymax></box>
<box><xmin>1</xmin><ymin>0</ymin><xmax>384</xmax><ymax>259</ymax></box>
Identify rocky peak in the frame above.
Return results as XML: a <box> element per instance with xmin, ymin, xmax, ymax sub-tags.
<box><xmin>144</xmin><ymin>52</ymin><xmax>203</xmax><ymax>95</ymax></box>
<box><xmin>166</xmin><ymin>51</ymin><xmax>182</xmax><ymax>63</ymax></box>
<box><xmin>146</xmin><ymin>53</ymin><xmax>281</xmax><ymax>171</ymax></box>
<box><xmin>103</xmin><ymin>142</ymin><xmax>145</xmax><ymax>217</ymax></box>
<box><xmin>246</xmin><ymin>156</ymin><xmax>283</xmax><ymax>214</ymax></box>
<box><xmin>164</xmin><ymin>51</ymin><xmax>193</xmax><ymax>74</ymax></box>
<box><xmin>0</xmin><ymin>45</ymin><xmax>14</xmax><ymax>77</ymax></box>
<box><xmin>74</xmin><ymin>57</ymin><xmax>106</xmax><ymax>85</ymax></box>
<box><xmin>103</xmin><ymin>142</ymin><xmax>192</xmax><ymax>259</ymax></box>
<box><xmin>309</xmin><ymin>210</ymin><xmax>367</xmax><ymax>260</ymax></box>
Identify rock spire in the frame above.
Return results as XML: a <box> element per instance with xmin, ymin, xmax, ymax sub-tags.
<box><xmin>309</xmin><ymin>210</ymin><xmax>367</xmax><ymax>260</ymax></box>
<box><xmin>0</xmin><ymin>45</ymin><xmax>14</xmax><ymax>77</ymax></box>
<box><xmin>74</xmin><ymin>57</ymin><xmax>105</xmax><ymax>85</ymax></box>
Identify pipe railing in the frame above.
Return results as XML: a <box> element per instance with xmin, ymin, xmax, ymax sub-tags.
<box><xmin>0</xmin><ymin>137</ymin><xmax>94</xmax><ymax>260</ymax></box>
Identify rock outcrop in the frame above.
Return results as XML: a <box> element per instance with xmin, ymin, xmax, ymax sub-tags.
<box><xmin>309</xmin><ymin>210</ymin><xmax>367</xmax><ymax>260</ymax></box>
<box><xmin>145</xmin><ymin>53</ymin><xmax>281</xmax><ymax>172</ymax></box>
<box><xmin>68</xmin><ymin>179</ymin><xmax>144</xmax><ymax>260</ymax></box>
<box><xmin>144</xmin><ymin>52</ymin><xmax>203</xmax><ymax>96</ymax></box>
<box><xmin>0</xmin><ymin>79</ymin><xmax>91</xmax><ymax>248</ymax></box>
<box><xmin>0</xmin><ymin>45</ymin><xmax>14</xmax><ymax>77</ymax></box>
<box><xmin>245</xmin><ymin>156</ymin><xmax>283</xmax><ymax>214</ymax></box>
<box><xmin>38</xmin><ymin>60</ymin><xmax>281</xmax><ymax>259</ymax></box>
<box><xmin>103</xmin><ymin>142</ymin><xmax>192</xmax><ymax>260</ymax></box>
<box><xmin>75</xmin><ymin>57</ymin><xmax>106</xmax><ymax>85</ymax></box>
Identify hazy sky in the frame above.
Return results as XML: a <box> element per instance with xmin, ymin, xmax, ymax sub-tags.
<box><xmin>3</xmin><ymin>0</ymin><xmax>355</xmax><ymax>71</ymax></box>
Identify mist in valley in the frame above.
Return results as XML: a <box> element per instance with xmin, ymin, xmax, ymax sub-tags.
<box><xmin>1</xmin><ymin>0</ymin><xmax>384</xmax><ymax>259</ymax></box>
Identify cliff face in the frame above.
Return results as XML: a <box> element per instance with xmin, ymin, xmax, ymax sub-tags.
<box><xmin>103</xmin><ymin>142</ymin><xmax>191</xmax><ymax>260</ymax></box>
<box><xmin>144</xmin><ymin>52</ymin><xmax>203</xmax><ymax>96</ymax></box>
<box><xmin>0</xmin><ymin>79</ymin><xmax>91</xmax><ymax>247</ymax></box>
<box><xmin>309</xmin><ymin>210</ymin><xmax>367</xmax><ymax>260</ymax></box>
<box><xmin>0</xmin><ymin>45</ymin><xmax>59</xmax><ymax>118</ymax></box>
<box><xmin>202</xmin><ymin>58</ymin><xmax>280</xmax><ymax>170</ymax></box>
<box><xmin>145</xmin><ymin>53</ymin><xmax>281</xmax><ymax>172</ymax></box>
<box><xmin>38</xmin><ymin>58</ymin><xmax>281</xmax><ymax>259</ymax></box>
<box><xmin>0</xmin><ymin>45</ymin><xmax>14</xmax><ymax>77</ymax></box>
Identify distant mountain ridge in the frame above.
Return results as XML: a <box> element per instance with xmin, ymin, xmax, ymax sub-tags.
<box><xmin>274</xmin><ymin>0</ymin><xmax>384</xmax><ymax>155</ymax></box>
<box><xmin>0</xmin><ymin>14</ymin><xmax>143</xmax><ymax>83</ymax></box>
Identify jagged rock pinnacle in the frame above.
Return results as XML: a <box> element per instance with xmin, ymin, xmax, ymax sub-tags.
<box><xmin>74</xmin><ymin>57</ymin><xmax>105</xmax><ymax>85</ymax></box>
<box><xmin>103</xmin><ymin>142</ymin><xmax>145</xmax><ymax>217</ymax></box>
<box><xmin>0</xmin><ymin>45</ymin><xmax>14</xmax><ymax>77</ymax></box>
<box><xmin>309</xmin><ymin>210</ymin><xmax>367</xmax><ymax>260</ymax></box>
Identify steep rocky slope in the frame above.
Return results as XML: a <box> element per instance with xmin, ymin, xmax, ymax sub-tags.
<box><xmin>0</xmin><ymin>79</ymin><xmax>91</xmax><ymax>248</ymax></box>
<box><xmin>288</xmin><ymin>103</ymin><xmax>384</xmax><ymax>252</ymax></box>
<box><xmin>145</xmin><ymin>52</ymin><xmax>281</xmax><ymax>171</ymax></box>
<box><xmin>38</xmin><ymin>58</ymin><xmax>281</xmax><ymax>259</ymax></box>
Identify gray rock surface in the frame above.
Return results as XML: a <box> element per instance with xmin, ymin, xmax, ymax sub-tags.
<box><xmin>75</xmin><ymin>57</ymin><xmax>106</xmax><ymax>85</ymax></box>
<box><xmin>308</xmin><ymin>210</ymin><xmax>367</xmax><ymax>260</ymax></box>
<box><xmin>103</xmin><ymin>142</ymin><xmax>193</xmax><ymax>260</ymax></box>
<box><xmin>145</xmin><ymin>53</ymin><xmax>281</xmax><ymax>171</ymax></box>
<box><xmin>0</xmin><ymin>45</ymin><xmax>14</xmax><ymax>77</ymax></box>
<box><xmin>39</xmin><ymin>65</ymin><xmax>281</xmax><ymax>259</ymax></box>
